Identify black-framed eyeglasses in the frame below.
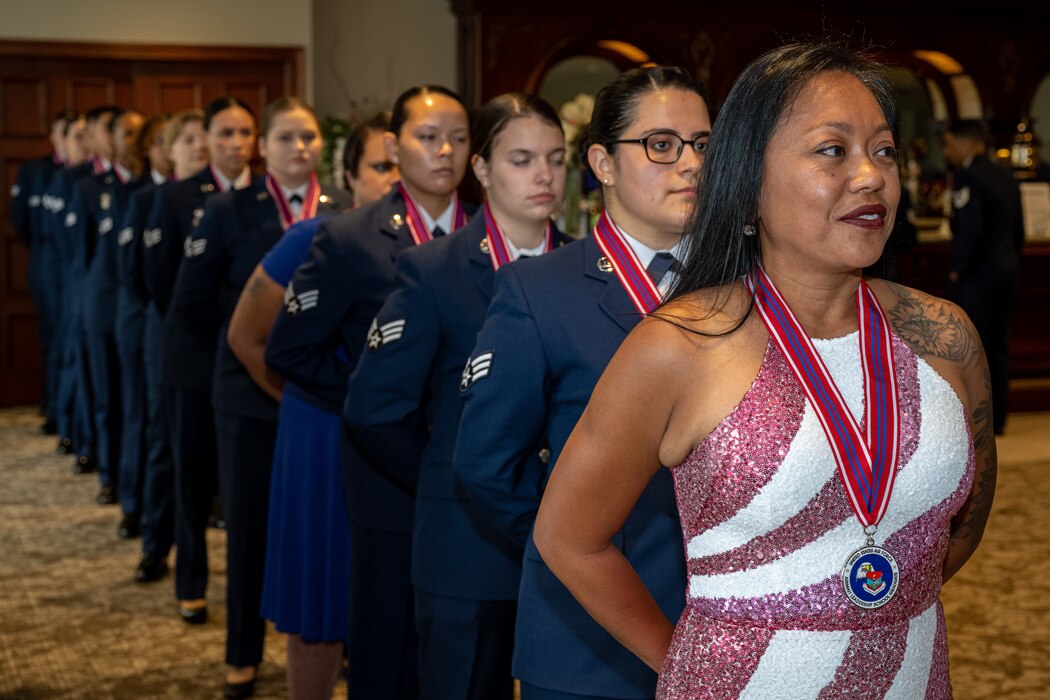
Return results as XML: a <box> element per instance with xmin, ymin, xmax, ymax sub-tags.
<box><xmin>609</xmin><ymin>132</ymin><xmax>709</xmax><ymax>164</ymax></box>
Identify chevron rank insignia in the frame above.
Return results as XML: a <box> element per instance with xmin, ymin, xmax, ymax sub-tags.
<box><xmin>284</xmin><ymin>283</ymin><xmax>319</xmax><ymax>316</ymax></box>
<box><xmin>117</xmin><ymin>227</ymin><xmax>133</xmax><ymax>246</ymax></box>
<box><xmin>144</xmin><ymin>227</ymin><xmax>162</xmax><ymax>248</ymax></box>
<box><xmin>184</xmin><ymin>236</ymin><xmax>207</xmax><ymax>258</ymax></box>
<box><xmin>99</xmin><ymin>217</ymin><xmax>114</xmax><ymax>234</ymax></box>
<box><xmin>460</xmin><ymin>351</ymin><xmax>494</xmax><ymax>391</ymax></box>
<box><xmin>367</xmin><ymin>317</ymin><xmax>406</xmax><ymax>350</ymax></box>
<box><xmin>65</xmin><ymin>212</ymin><xmax>77</xmax><ymax>227</ymax></box>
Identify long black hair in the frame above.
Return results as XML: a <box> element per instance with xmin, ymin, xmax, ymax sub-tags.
<box><xmin>579</xmin><ymin>66</ymin><xmax>709</xmax><ymax>179</ymax></box>
<box><xmin>663</xmin><ymin>43</ymin><xmax>897</xmax><ymax>323</ymax></box>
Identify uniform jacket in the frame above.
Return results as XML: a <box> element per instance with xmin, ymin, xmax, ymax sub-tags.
<box><xmin>9</xmin><ymin>153</ymin><xmax>61</xmax><ymax>247</ymax></box>
<box><xmin>345</xmin><ymin>214</ymin><xmax>569</xmax><ymax>599</ymax></box>
<box><xmin>146</xmin><ymin>167</ymin><xmax>225</xmax><ymax>392</ymax></box>
<box><xmin>173</xmin><ymin>176</ymin><xmax>349</xmax><ymax>421</ymax></box>
<box><xmin>266</xmin><ymin>186</ymin><xmax>474</xmax><ymax>532</ymax></box>
<box><xmin>950</xmin><ymin>154</ymin><xmax>1024</xmax><ymax>285</ymax></box>
<box><xmin>454</xmin><ymin>235</ymin><xmax>686</xmax><ymax>698</ymax></box>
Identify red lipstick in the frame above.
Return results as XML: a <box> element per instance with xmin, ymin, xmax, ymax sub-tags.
<box><xmin>840</xmin><ymin>204</ymin><xmax>887</xmax><ymax>230</ymax></box>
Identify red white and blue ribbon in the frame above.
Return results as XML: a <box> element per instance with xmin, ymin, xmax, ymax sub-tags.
<box><xmin>748</xmin><ymin>267</ymin><xmax>900</xmax><ymax>528</ymax></box>
<box><xmin>592</xmin><ymin>210</ymin><xmax>662</xmax><ymax>315</ymax></box>
<box><xmin>266</xmin><ymin>172</ymin><xmax>320</xmax><ymax>231</ymax></box>
<box><xmin>398</xmin><ymin>182</ymin><xmax>467</xmax><ymax>246</ymax></box>
<box><xmin>482</xmin><ymin>202</ymin><xmax>552</xmax><ymax>270</ymax></box>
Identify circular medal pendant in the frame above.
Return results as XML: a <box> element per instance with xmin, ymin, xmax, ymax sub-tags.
<box><xmin>842</xmin><ymin>545</ymin><xmax>899</xmax><ymax>609</ymax></box>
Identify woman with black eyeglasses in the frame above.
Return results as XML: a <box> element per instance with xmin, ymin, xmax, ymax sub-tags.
<box><xmin>453</xmin><ymin>67</ymin><xmax>711</xmax><ymax>700</ymax></box>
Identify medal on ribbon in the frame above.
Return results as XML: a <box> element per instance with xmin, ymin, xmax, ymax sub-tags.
<box><xmin>482</xmin><ymin>202</ymin><xmax>552</xmax><ymax>270</ymax></box>
<box><xmin>266</xmin><ymin>172</ymin><xmax>320</xmax><ymax>231</ymax></box>
<box><xmin>397</xmin><ymin>182</ymin><xmax>467</xmax><ymax>245</ymax></box>
<box><xmin>591</xmin><ymin>210</ymin><xmax>663</xmax><ymax>315</ymax></box>
<box><xmin>747</xmin><ymin>267</ymin><xmax>901</xmax><ymax>609</ymax></box>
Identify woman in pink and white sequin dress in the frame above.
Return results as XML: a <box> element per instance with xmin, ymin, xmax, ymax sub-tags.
<box><xmin>534</xmin><ymin>43</ymin><xmax>996</xmax><ymax>700</ymax></box>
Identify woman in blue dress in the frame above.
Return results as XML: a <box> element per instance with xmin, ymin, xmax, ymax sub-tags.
<box><xmin>226</xmin><ymin>113</ymin><xmax>398</xmax><ymax>699</ymax></box>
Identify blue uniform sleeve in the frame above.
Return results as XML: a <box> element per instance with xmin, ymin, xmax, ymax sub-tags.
<box><xmin>119</xmin><ymin>190</ymin><xmax>151</xmax><ymax>304</ymax></box>
<box><xmin>9</xmin><ymin>161</ymin><xmax>36</xmax><ymax>245</ymax></box>
<box><xmin>67</xmin><ymin>181</ymin><xmax>94</xmax><ymax>275</ymax></box>
<box><xmin>261</xmin><ymin>218</ymin><xmax>322</xmax><ymax>287</ymax></box>
<box><xmin>28</xmin><ymin>166</ymin><xmax>52</xmax><ymax>248</ymax></box>
<box><xmin>949</xmin><ymin>171</ymin><xmax>985</xmax><ymax>280</ymax></box>
<box><xmin>170</xmin><ymin>196</ymin><xmax>227</xmax><ymax>340</ymax></box>
<box><xmin>452</xmin><ymin>264</ymin><xmax>551</xmax><ymax>548</ymax></box>
<box><xmin>345</xmin><ymin>249</ymin><xmax>438</xmax><ymax>493</ymax></box>
<box><xmin>265</xmin><ymin>220</ymin><xmax>354</xmax><ymax>408</ymax></box>
<box><xmin>143</xmin><ymin>186</ymin><xmax>185</xmax><ymax>315</ymax></box>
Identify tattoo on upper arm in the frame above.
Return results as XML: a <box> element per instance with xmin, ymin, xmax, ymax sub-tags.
<box><xmin>244</xmin><ymin>272</ymin><xmax>268</xmax><ymax>300</ymax></box>
<box><xmin>952</xmin><ymin>375</ymin><xmax>996</xmax><ymax>547</ymax></box>
<box><xmin>884</xmin><ymin>282</ymin><xmax>980</xmax><ymax>369</ymax></box>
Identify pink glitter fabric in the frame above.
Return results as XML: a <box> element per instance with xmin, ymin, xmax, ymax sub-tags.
<box><xmin>659</xmin><ymin>334</ymin><xmax>974</xmax><ymax>699</ymax></box>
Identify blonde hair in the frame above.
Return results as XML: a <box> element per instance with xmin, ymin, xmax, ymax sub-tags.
<box><xmin>163</xmin><ymin>109</ymin><xmax>205</xmax><ymax>151</ymax></box>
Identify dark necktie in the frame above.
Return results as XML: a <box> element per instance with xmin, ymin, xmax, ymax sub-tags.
<box><xmin>646</xmin><ymin>252</ymin><xmax>679</xmax><ymax>284</ymax></box>
<box><xmin>433</xmin><ymin>226</ymin><xmax>446</xmax><ymax>237</ymax></box>
<box><xmin>289</xmin><ymin>193</ymin><xmax>303</xmax><ymax>215</ymax></box>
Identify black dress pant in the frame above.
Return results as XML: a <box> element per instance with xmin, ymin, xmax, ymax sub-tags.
<box><xmin>169</xmin><ymin>386</ymin><xmax>217</xmax><ymax>600</ymax></box>
<box><xmin>140</xmin><ymin>311</ymin><xmax>174</xmax><ymax>557</ymax></box>
<box><xmin>345</xmin><ymin>524</ymin><xmax>418</xmax><ymax>700</ymax></box>
<box><xmin>955</xmin><ymin>274</ymin><xmax>1015</xmax><ymax>432</ymax></box>
<box><xmin>214</xmin><ymin>410</ymin><xmax>277</xmax><ymax>668</ymax></box>
<box><xmin>415</xmin><ymin>592</ymin><xmax>516</xmax><ymax>700</ymax></box>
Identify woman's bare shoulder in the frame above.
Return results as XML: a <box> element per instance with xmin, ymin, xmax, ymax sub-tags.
<box><xmin>871</xmin><ymin>278</ymin><xmax>982</xmax><ymax>372</ymax></box>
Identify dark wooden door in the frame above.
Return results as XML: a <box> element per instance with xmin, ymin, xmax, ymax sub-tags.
<box><xmin>0</xmin><ymin>41</ymin><xmax>301</xmax><ymax>406</ymax></box>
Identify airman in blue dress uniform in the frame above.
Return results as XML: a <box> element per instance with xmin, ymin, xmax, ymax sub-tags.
<box><xmin>345</xmin><ymin>93</ymin><xmax>571</xmax><ymax>700</ymax></box>
<box><xmin>454</xmin><ymin>68</ymin><xmax>710</xmax><ymax>700</ymax></box>
<box><xmin>266</xmin><ymin>85</ymin><xmax>471</xmax><ymax>700</ymax></box>
<box><xmin>143</xmin><ymin>97</ymin><xmax>256</xmax><ymax>627</ymax></box>
<box><xmin>172</xmin><ymin>96</ymin><xmax>350</xmax><ymax>698</ymax></box>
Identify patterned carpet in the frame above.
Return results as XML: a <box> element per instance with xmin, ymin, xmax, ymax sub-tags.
<box><xmin>0</xmin><ymin>406</ymin><xmax>1046</xmax><ymax>699</ymax></box>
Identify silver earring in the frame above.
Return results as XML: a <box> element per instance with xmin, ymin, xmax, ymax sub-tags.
<box><xmin>743</xmin><ymin>224</ymin><xmax>756</xmax><ymax>237</ymax></box>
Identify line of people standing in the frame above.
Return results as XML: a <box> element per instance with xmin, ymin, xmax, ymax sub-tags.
<box><xmin>13</xmin><ymin>66</ymin><xmax>713</xmax><ymax>700</ymax></box>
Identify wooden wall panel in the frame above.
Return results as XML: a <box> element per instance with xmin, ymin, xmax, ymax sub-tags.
<box><xmin>68</xmin><ymin>77</ymin><xmax>117</xmax><ymax>109</ymax></box>
<box><xmin>0</xmin><ymin>39</ymin><xmax>302</xmax><ymax>407</ymax></box>
<box><xmin>0</xmin><ymin>78</ymin><xmax>47</xmax><ymax>135</ymax></box>
<box><xmin>4</xmin><ymin>238</ymin><xmax>29</xmax><ymax>293</ymax></box>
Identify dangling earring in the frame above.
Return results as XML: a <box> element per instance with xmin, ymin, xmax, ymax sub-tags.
<box><xmin>743</xmin><ymin>223</ymin><xmax>756</xmax><ymax>237</ymax></box>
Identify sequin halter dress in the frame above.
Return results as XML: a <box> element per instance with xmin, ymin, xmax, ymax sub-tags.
<box><xmin>658</xmin><ymin>333</ymin><xmax>974</xmax><ymax>699</ymax></box>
